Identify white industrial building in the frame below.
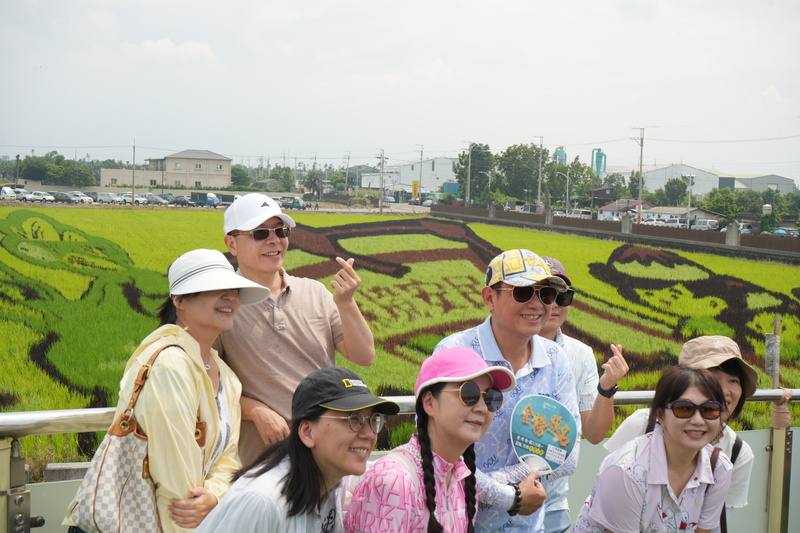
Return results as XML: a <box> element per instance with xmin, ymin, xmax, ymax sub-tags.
<box><xmin>643</xmin><ymin>164</ymin><xmax>719</xmax><ymax>196</ymax></box>
<box><xmin>384</xmin><ymin>157</ymin><xmax>457</xmax><ymax>193</ymax></box>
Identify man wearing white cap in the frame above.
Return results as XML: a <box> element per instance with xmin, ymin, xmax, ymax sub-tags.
<box><xmin>219</xmin><ymin>193</ymin><xmax>375</xmax><ymax>465</ymax></box>
<box><xmin>436</xmin><ymin>249</ymin><xmax>580</xmax><ymax>532</ymax></box>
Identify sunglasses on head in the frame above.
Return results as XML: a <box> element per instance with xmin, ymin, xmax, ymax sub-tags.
<box><xmin>556</xmin><ymin>288</ymin><xmax>575</xmax><ymax>307</ymax></box>
<box><xmin>232</xmin><ymin>226</ymin><xmax>290</xmax><ymax>240</ymax></box>
<box><xmin>666</xmin><ymin>400</ymin><xmax>723</xmax><ymax>420</ymax></box>
<box><xmin>494</xmin><ymin>284</ymin><xmax>558</xmax><ymax>305</ymax></box>
<box><xmin>319</xmin><ymin>412</ymin><xmax>385</xmax><ymax>434</ymax></box>
<box><xmin>441</xmin><ymin>380</ymin><xmax>504</xmax><ymax>412</ymax></box>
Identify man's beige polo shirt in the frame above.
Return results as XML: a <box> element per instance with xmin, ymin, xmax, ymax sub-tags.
<box><xmin>219</xmin><ymin>271</ymin><xmax>344</xmax><ymax>465</ymax></box>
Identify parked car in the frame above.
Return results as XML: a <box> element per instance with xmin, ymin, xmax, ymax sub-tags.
<box><xmin>158</xmin><ymin>192</ymin><xmax>175</xmax><ymax>203</ymax></box>
<box><xmin>120</xmin><ymin>192</ymin><xmax>148</xmax><ymax>205</ymax></box>
<box><xmin>26</xmin><ymin>191</ymin><xmax>56</xmax><ymax>202</ymax></box>
<box><xmin>171</xmin><ymin>195</ymin><xmax>195</xmax><ymax>207</ymax></box>
<box><xmin>422</xmin><ymin>199</ymin><xmax>435</xmax><ymax>207</ymax></box>
<box><xmin>1</xmin><ymin>186</ymin><xmax>17</xmax><ymax>200</ymax></box>
<box><xmin>96</xmin><ymin>192</ymin><xmax>125</xmax><ymax>204</ymax></box>
<box><xmin>283</xmin><ymin>197</ymin><xmax>306</xmax><ymax>210</ymax></box>
<box><xmin>721</xmin><ymin>222</ymin><xmax>754</xmax><ymax>235</ymax></box>
<box><xmin>382</xmin><ymin>195</ymin><xmax>396</xmax><ymax>204</ymax></box>
<box><xmin>691</xmin><ymin>219</ymin><xmax>719</xmax><ymax>231</ymax></box>
<box><xmin>13</xmin><ymin>188</ymin><xmax>31</xmax><ymax>200</ymax></box>
<box><xmin>664</xmin><ymin>217</ymin><xmax>689</xmax><ymax>229</ymax></box>
<box><xmin>49</xmin><ymin>191</ymin><xmax>81</xmax><ymax>203</ymax></box>
<box><xmin>144</xmin><ymin>193</ymin><xmax>169</xmax><ymax>205</ymax></box>
<box><xmin>565</xmin><ymin>209</ymin><xmax>592</xmax><ymax>219</ymax></box>
<box><xmin>85</xmin><ymin>192</ymin><xmax>99</xmax><ymax>201</ymax></box>
<box><xmin>69</xmin><ymin>191</ymin><xmax>94</xmax><ymax>204</ymax></box>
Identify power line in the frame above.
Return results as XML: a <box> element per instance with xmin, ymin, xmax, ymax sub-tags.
<box><xmin>648</xmin><ymin>134</ymin><xmax>800</xmax><ymax>144</ymax></box>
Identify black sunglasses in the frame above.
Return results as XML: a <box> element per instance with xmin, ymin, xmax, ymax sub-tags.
<box><xmin>441</xmin><ymin>381</ymin><xmax>504</xmax><ymax>412</ymax></box>
<box><xmin>666</xmin><ymin>400</ymin><xmax>723</xmax><ymax>420</ymax></box>
<box><xmin>232</xmin><ymin>226</ymin><xmax>290</xmax><ymax>240</ymax></box>
<box><xmin>556</xmin><ymin>288</ymin><xmax>575</xmax><ymax>307</ymax></box>
<box><xmin>494</xmin><ymin>285</ymin><xmax>558</xmax><ymax>305</ymax></box>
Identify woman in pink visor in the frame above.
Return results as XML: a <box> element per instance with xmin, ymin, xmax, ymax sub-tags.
<box><xmin>345</xmin><ymin>347</ymin><xmax>516</xmax><ymax>533</ymax></box>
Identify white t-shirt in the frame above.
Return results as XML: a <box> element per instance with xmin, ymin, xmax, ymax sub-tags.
<box><xmin>197</xmin><ymin>458</ymin><xmax>342</xmax><ymax>533</ymax></box>
<box><xmin>544</xmin><ymin>330</ymin><xmax>599</xmax><ymax>513</ymax></box>
<box><xmin>604</xmin><ymin>407</ymin><xmax>754</xmax><ymax>508</ymax></box>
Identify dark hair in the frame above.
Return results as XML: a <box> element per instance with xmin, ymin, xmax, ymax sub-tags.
<box><xmin>714</xmin><ymin>359</ymin><xmax>747</xmax><ymax>419</ymax></box>
<box><xmin>416</xmin><ymin>383</ymin><xmax>477</xmax><ymax>533</ymax></box>
<box><xmin>157</xmin><ymin>293</ymin><xmax>199</xmax><ymax>326</ymax></box>
<box><xmin>233</xmin><ymin>405</ymin><xmax>327</xmax><ymax>517</ymax></box>
<box><xmin>646</xmin><ymin>366</ymin><xmax>726</xmax><ymax>433</ymax></box>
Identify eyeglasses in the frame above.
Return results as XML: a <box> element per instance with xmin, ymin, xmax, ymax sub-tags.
<box><xmin>494</xmin><ymin>285</ymin><xmax>558</xmax><ymax>305</ymax></box>
<box><xmin>231</xmin><ymin>226</ymin><xmax>290</xmax><ymax>240</ymax></box>
<box><xmin>441</xmin><ymin>381</ymin><xmax>504</xmax><ymax>412</ymax></box>
<box><xmin>319</xmin><ymin>412</ymin><xmax>386</xmax><ymax>434</ymax></box>
<box><xmin>666</xmin><ymin>400</ymin><xmax>723</xmax><ymax>420</ymax></box>
<box><xmin>555</xmin><ymin>288</ymin><xmax>575</xmax><ymax>307</ymax></box>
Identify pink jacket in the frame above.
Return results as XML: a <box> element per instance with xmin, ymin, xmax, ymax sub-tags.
<box><xmin>345</xmin><ymin>435</ymin><xmax>475</xmax><ymax>533</ymax></box>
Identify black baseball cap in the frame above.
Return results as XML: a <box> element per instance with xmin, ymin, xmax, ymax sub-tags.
<box><xmin>292</xmin><ymin>367</ymin><xmax>400</xmax><ymax>419</ymax></box>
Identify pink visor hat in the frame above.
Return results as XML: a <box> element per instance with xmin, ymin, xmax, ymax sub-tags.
<box><xmin>414</xmin><ymin>347</ymin><xmax>516</xmax><ymax>397</ymax></box>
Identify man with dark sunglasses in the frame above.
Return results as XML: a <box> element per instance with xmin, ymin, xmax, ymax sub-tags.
<box><xmin>219</xmin><ymin>193</ymin><xmax>376</xmax><ymax>465</ymax></box>
<box><xmin>435</xmin><ymin>249</ymin><xmax>581</xmax><ymax>532</ymax></box>
<box><xmin>539</xmin><ymin>256</ymin><xmax>629</xmax><ymax>533</ymax></box>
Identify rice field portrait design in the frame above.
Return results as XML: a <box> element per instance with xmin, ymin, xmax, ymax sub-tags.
<box><xmin>1</xmin><ymin>208</ymin><xmax>797</xmax><ymax>466</ymax></box>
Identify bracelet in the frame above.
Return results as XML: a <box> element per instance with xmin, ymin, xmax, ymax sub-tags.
<box><xmin>507</xmin><ymin>483</ymin><xmax>522</xmax><ymax>516</ymax></box>
<box><xmin>597</xmin><ymin>382</ymin><xmax>618</xmax><ymax>398</ymax></box>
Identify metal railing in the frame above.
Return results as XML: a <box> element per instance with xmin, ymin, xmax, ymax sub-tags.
<box><xmin>0</xmin><ymin>389</ymin><xmax>797</xmax><ymax>533</ymax></box>
<box><xmin>0</xmin><ymin>389</ymin><xmax>795</xmax><ymax>438</ymax></box>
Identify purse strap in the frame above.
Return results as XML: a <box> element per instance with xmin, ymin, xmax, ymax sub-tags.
<box><xmin>707</xmin><ymin>447</ymin><xmax>727</xmax><ymax>533</ymax></box>
<box><xmin>110</xmin><ymin>344</ymin><xmax>206</xmax><ymax>446</ymax></box>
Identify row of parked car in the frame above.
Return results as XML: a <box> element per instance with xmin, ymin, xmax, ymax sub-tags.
<box><xmin>0</xmin><ymin>187</ymin><xmax>201</xmax><ymax>207</ymax></box>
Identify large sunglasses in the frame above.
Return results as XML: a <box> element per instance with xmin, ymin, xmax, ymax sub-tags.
<box><xmin>666</xmin><ymin>400</ymin><xmax>723</xmax><ymax>420</ymax></box>
<box><xmin>319</xmin><ymin>412</ymin><xmax>386</xmax><ymax>434</ymax></box>
<box><xmin>232</xmin><ymin>226</ymin><xmax>291</xmax><ymax>240</ymax></box>
<box><xmin>441</xmin><ymin>381</ymin><xmax>504</xmax><ymax>412</ymax></box>
<box><xmin>555</xmin><ymin>288</ymin><xmax>575</xmax><ymax>307</ymax></box>
<box><xmin>494</xmin><ymin>285</ymin><xmax>558</xmax><ymax>305</ymax></box>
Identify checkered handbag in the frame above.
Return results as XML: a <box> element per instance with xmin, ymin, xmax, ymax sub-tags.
<box><xmin>66</xmin><ymin>344</ymin><xmax>206</xmax><ymax>533</ymax></box>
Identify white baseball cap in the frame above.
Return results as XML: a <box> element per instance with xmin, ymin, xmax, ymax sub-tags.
<box><xmin>168</xmin><ymin>249</ymin><xmax>269</xmax><ymax>305</ymax></box>
<box><xmin>223</xmin><ymin>193</ymin><xmax>296</xmax><ymax>235</ymax></box>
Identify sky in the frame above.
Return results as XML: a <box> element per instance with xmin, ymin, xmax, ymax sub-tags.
<box><xmin>1</xmin><ymin>0</ymin><xmax>799</xmax><ymax>182</ymax></box>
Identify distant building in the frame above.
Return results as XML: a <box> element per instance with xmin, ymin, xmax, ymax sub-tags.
<box><xmin>100</xmin><ymin>149</ymin><xmax>232</xmax><ymax>188</ymax></box>
<box><xmin>359</xmin><ymin>170</ymin><xmax>400</xmax><ymax>190</ymax></box>
<box><xmin>643</xmin><ymin>164</ymin><xmax>719</xmax><ymax>196</ymax></box>
<box><xmin>597</xmin><ymin>199</ymin><xmax>653</xmax><ymax>220</ymax></box>
<box><xmin>734</xmin><ymin>174</ymin><xmax>797</xmax><ymax>194</ymax></box>
<box><xmin>385</xmin><ymin>157</ymin><xmax>456</xmax><ymax>193</ymax></box>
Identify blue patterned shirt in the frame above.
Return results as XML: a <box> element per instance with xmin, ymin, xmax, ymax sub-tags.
<box><xmin>436</xmin><ymin>317</ymin><xmax>581</xmax><ymax>532</ymax></box>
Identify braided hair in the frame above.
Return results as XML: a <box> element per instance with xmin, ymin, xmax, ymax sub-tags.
<box><xmin>416</xmin><ymin>382</ymin><xmax>478</xmax><ymax>533</ymax></box>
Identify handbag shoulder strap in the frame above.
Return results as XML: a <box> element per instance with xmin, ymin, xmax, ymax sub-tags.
<box><xmin>126</xmin><ymin>344</ymin><xmax>182</xmax><ymax>413</ymax></box>
<box><xmin>111</xmin><ymin>344</ymin><xmax>183</xmax><ymax>435</ymax></box>
<box><xmin>707</xmin><ymin>447</ymin><xmax>727</xmax><ymax>533</ymax></box>
<box><xmin>730</xmin><ymin>435</ymin><xmax>743</xmax><ymax>464</ymax></box>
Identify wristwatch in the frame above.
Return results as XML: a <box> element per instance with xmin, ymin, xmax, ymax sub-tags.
<box><xmin>597</xmin><ymin>382</ymin><xmax>618</xmax><ymax>398</ymax></box>
<box><xmin>507</xmin><ymin>483</ymin><xmax>522</xmax><ymax>516</ymax></box>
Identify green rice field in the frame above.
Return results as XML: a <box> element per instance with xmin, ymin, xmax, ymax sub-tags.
<box><xmin>1</xmin><ymin>206</ymin><xmax>798</xmax><ymax>468</ymax></box>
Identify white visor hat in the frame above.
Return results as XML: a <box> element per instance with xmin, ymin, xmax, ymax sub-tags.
<box><xmin>168</xmin><ymin>249</ymin><xmax>269</xmax><ymax>305</ymax></box>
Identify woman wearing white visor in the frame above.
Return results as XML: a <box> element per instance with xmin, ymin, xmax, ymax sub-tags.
<box><xmin>66</xmin><ymin>249</ymin><xmax>268</xmax><ymax>533</ymax></box>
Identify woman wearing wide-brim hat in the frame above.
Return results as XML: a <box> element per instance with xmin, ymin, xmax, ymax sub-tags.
<box><xmin>605</xmin><ymin>335</ymin><xmax>791</xmax><ymax>524</ymax></box>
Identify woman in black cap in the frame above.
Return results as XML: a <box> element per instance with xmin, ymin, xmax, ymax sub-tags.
<box><xmin>197</xmin><ymin>367</ymin><xmax>399</xmax><ymax>533</ymax></box>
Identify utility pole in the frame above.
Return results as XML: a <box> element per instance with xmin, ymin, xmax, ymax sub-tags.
<box><xmin>631</xmin><ymin>127</ymin><xmax>645</xmax><ymax>223</ymax></box>
<box><xmin>378</xmin><ymin>149</ymin><xmax>386</xmax><ymax>215</ymax></box>
<box><xmin>14</xmin><ymin>154</ymin><xmax>20</xmax><ymax>186</ymax></box>
<box><xmin>465</xmin><ymin>143</ymin><xmax>472</xmax><ymax>206</ymax></box>
<box><xmin>416</xmin><ymin>144</ymin><xmax>424</xmax><ymax>195</ymax></box>
<box><xmin>345</xmin><ymin>151</ymin><xmax>351</xmax><ymax>190</ymax></box>
<box><xmin>131</xmin><ymin>139</ymin><xmax>136</xmax><ymax>207</ymax></box>
<box><xmin>536</xmin><ymin>136</ymin><xmax>544</xmax><ymax>210</ymax></box>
